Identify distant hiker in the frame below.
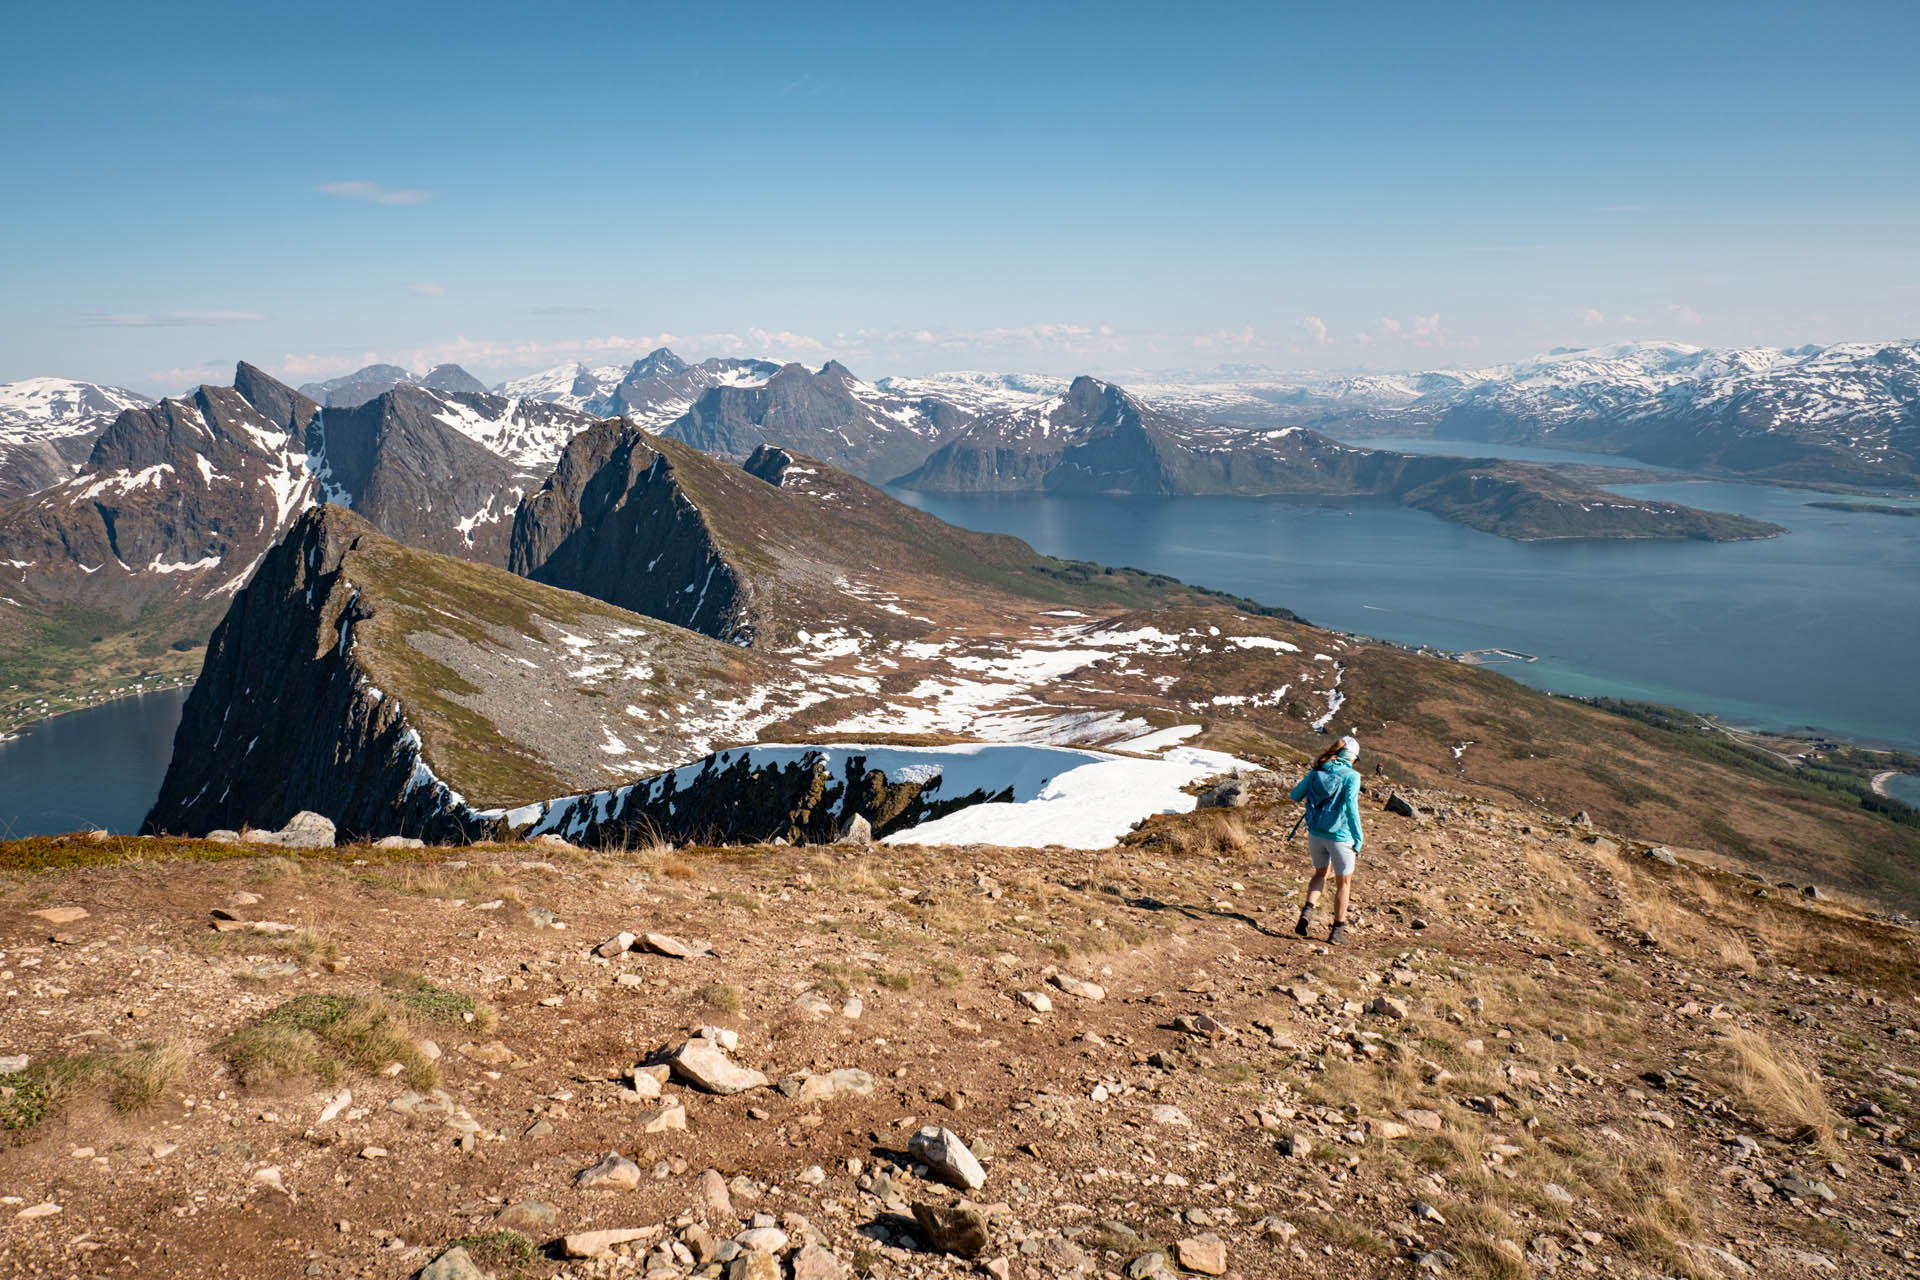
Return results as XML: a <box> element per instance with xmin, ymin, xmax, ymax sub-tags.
<box><xmin>1291</xmin><ymin>734</ymin><xmax>1364</xmax><ymax>944</ymax></box>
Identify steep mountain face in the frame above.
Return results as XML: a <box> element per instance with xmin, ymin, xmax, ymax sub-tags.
<box><xmin>900</xmin><ymin>377</ymin><xmax>1780</xmax><ymax>541</ymax></box>
<box><xmin>507</xmin><ymin>422</ymin><xmax>756</xmax><ymax>641</ymax></box>
<box><xmin>0</xmin><ymin>364</ymin><xmax>607</xmax><ymax>713</ymax></box>
<box><xmin>306</xmin><ymin>386</ymin><xmax>594</xmax><ymax>565</ymax></box>
<box><xmin>511</xmin><ymin>423</ymin><xmax>1278</xmax><ymax>650</ymax></box>
<box><xmin>0</xmin><ymin>377</ymin><xmax>153</xmax><ymax>500</ymax></box>
<box><xmin>0</xmin><ymin>378</ymin><xmax>324</xmax><ymax>632</ymax></box>
<box><xmin>606</xmin><ymin>348</ymin><xmax>782</xmax><ymax>426</ymax></box>
<box><xmin>658</xmin><ymin>359</ymin><xmax>966</xmax><ymax>482</ymax></box>
<box><xmin>143</xmin><ymin>506</ymin><xmax>833</xmax><ymax>840</ymax></box>
<box><xmin>297</xmin><ymin>362</ymin><xmax>489</xmax><ymax>408</ymax></box>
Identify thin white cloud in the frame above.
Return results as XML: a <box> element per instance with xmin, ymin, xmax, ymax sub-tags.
<box><xmin>406</xmin><ymin>282</ymin><xmax>446</xmax><ymax>297</ymax></box>
<box><xmin>317</xmin><ymin>180</ymin><xmax>431</xmax><ymax>206</ymax></box>
<box><xmin>1580</xmin><ymin>307</ymin><xmax>1606</xmax><ymax>326</ymax></box>
<box><xmin>81</xmin><ymin>310</ymin><xmax>266</xmax><ymax>327</ymax></box>
<box><xmin>1295</xmin><ymin>315</ymin><xmax>1329</xmax><ymax>345</ymax></box>
<box><xmin>1666</xmin><ymin>302</ymin><xmax>1704</xmax><ymax>325</ymax></box>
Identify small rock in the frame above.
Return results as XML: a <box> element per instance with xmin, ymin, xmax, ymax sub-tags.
<box><xmin>1197</xmin><ymin>779</ymin><xmax>1247</xmax><ymax>809</ymax></box>
<box><xmin>15</xmin><ymin>1202</ymin><xmax>61</xmax><ymax>1220</ymax></box>
<box><xmin>1128</xmin><ymin>1250</ymin><xmax>1169</xmax><ymax>1279</ymax></box>
<box><xmin>575</xmin><ymin>1152</ymin><xmax>643</xmax><ymax>1190</ymax></box>
<box><xmin>1366</xmin><ymin>995</ymin><xmax>1409</xmax><ymax>1020</ymax></box>
<box><xmin>670</xmin><ymin>1039</ymin><xmax>767</xmax><ymax>1095</ymax></box>
<box><xmin>1644</xmin><ymin>846</ymin><xmax>1679</xmax><ymax>868</ymax></box>
<box><xmin>28</xmin><ymin>907</ymin><xmax>88</xmax><ymax>925</ymax></box>
<box><xmin>639</xmin><ymin>1102</ymin><xmax>688</xmax><ymax>1133</ymax></box>
<box><xmin>836</xmin><ymin>814</ymin><xmax>873</xmax><ymax>846</ymax></box>
<box><xmin>495</xmin><ymin>1201</ymin><xmax>558</xmax><ymax>1234</ymax></box>
<box><xmin>596</xmin><ymin>931</ymin><xmax>638</xmax><ymax>958</ymax></box>
<box><xmin>840</xmin><ymin>995</ymin><xmax>863</xmax><ymax>1019</ymax></box>
<box><xmin>1015</xmin><ymin>990</ymin><xmax>1052</xmax><ymax>1013</ymax></box>
<box><xmin>1174</xmin><ymin>1233</ymin><xmax>1228</xmax><ymax>1275</ymax></box>
<box><xmin>0</xmin><ymin>1054</ymin><xmax>30</xmax><ymax>1073</ymax></box>
<box><xmin>790</xmin><ymin>1244</ymin><xmax>846</xmax><ymax>1280</ymax></box>
<box><xmin>643</xmin><ymin>932</ymin><xmax>697</xmax><ymax>959</ymax></box>
<box><xmin>909</xmin><ymin>1125</ymin><xmax>987</xmax><ymax>1190</ymax></box>
<box><xmin>728</xmin><ymin>1254</ymin><xmax>780</xmax><ymax>1280</ymax></box>
<box><xmin>561</xmin><ymin>1228</ymin><xmax>656</xmax><ymax>1258</ymax></box>
<box><xmin>1049</xmin><ymin>974</ymin><xmax>1106</xmax><ymax>1001</ymax></box>
<box><xmin>701</xmin><ymin>1168</ymin><xmax>734</xmax><ymax>1219</ymax></box>
<box><xmin>419</xmin><ymin>1246</ymin><xmax>487</xmax><ymax>1280</ymax></box>
<box><xmin>1149</xmin><ymin>1104</ymin><xmax>1192</xmax><ymax>1127</ymax></box>
<box><xmin>1384</xmin><ymin>792</ymin><xmax>1417</xmax><ymax>818</ymax></box>
<box><xmin>735</xmin><ymin>1226</ymin><xmax>789</xmax><ymax>1253</ymax></box>
<box><xmin>373</xmin><ymin>835</ymin><xmax>425</xmax><ymax>849</ymax></box>
<box><xmin>1279</xmin><ymin>1134</ymin><xmax>1312</xmax><ymax>1158</ymax></box>
<box><xmin>205</xmin><ymin>829</ymin><xmax>241</xmax><ymax>844</ymax></box>
<box><xmin>913</xmin><ymin>1203</ymin><xmax>990</xmax><ymax>1258</ymax></box>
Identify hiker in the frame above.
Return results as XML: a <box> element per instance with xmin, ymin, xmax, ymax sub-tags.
<box><xmin>1291</xmin><ymin>734</ymin><xmax>1364</xmax><ymax>944</ymax></box>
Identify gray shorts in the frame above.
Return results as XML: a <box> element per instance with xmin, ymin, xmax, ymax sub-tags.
<box><xmin>1309</xmin><ymin>834</ymin><xmax>1357</xmax><ymax>877</ymax></box>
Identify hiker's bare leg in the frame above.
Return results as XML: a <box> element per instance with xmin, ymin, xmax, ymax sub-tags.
<box><xmin>1304</xmin><ymin>867</ymin><xmax>1328</xmax><ymax>908</ymax></box>
<box><xmin>1332</xmin><ymin>874</ymin><xmax>1352</xmax><ymax>923</ymax></box>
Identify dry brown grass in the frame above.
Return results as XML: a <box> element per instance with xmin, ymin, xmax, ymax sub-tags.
<box><xmin>195</xmin><ymin>926</ymin><xmax>340</xmax><ymax>967</ymax></box>
<box><xmin>1711</xmin><ymin>1028</ymin><xmax>1836</xmax><ymax>1148</ymax></box>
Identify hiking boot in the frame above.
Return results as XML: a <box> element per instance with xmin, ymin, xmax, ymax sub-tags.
<box><xmin>1294</xmin><ymin>907</ymin><xmax>1313</xmax><ymax>937</ymax></box>
<box><xmin>1328</xmin><ymin>921</ymin><xmax>1349</xmax><ymax>945</ymax></box>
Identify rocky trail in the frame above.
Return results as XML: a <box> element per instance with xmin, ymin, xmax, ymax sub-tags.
<box><xmin>2</xmin><ymin>776</ymin><xmax>1916</xmax><ymax>1280</ymax></box>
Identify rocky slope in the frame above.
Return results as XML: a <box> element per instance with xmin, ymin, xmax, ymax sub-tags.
<box><xmin>4</xmin><ymin>768</ymin><xmax>1918</xmax><ymax>1280</ymax></box>
<box><xmin>0</xmin><ymin>365</ymin><xmax>607</xmax><ymax>714</ymax></box>
<box><xmin>510</xmin><ymin>425</ymin><xmax>1300</xmax><ymax>651</ymax></box>
<box><xmin>656</xmin><ymin>360</ymin><xmax>969</xmax><ymax>483</ymax></box>
<box><xmin>0</xmin><ymin>377</ymin><xmax>154</xmax><ymax>500</ymax></box>
<box><xmin>142</xmin><ymin>506</ymin><xmax>810</xmax><ymax>840</ymax></box>
<box><xmin>900</xmin><ymin>378</ymin><xmax>1780</xmax><ymax>541</ymax></box>
<box><xmin>143</xmin><ymin>507</ymin><xmax>1267</xmax><ymax>846</ymax></box>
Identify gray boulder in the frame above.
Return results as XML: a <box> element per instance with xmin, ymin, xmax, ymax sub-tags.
<box><xmin>244</xmin><ymin>811</ymin><xmax>336</xmax><ymax>849</ymax></box>
<box><xmin>1197</xmin><ymin>779</ymin><xmax>1248</xmax><ymax>809</ymax></box>
<box><xmin>908</xmin><ymin>1125</ymin><xmax>987</xmax><ymax>1190</ymax></box>
<box><xmin>1384</xmin><ymin>792</ymin><xmax>1416</xmax><ymax>818</ymax></box>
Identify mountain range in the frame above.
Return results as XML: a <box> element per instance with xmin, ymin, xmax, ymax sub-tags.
<box><xmin>899</xmin><ymin>376</ymin><xmax>1779</xmax><ymax>541</ymax></box>
<box><xmin>4</xmin><ymin>337</ymin><xmax>1909</xmax><ymax>723</ymax></box>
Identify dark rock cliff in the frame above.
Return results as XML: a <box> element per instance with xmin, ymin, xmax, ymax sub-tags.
<box><xmin>492</xmin><ymin>746</ymin><xmax>1015</xmax><ymax>847</ymax></box>
<box><xmin>508</xmin><ymin>421</ymin><xmax>755</xmax><ymax>642</ymax></box>
<box><xmin>142</xmin><ymin>506</ymin><xmax>485</xmax><ymax>842</ymax></box>
<box><xmin>311</xmin><ymin>386</ymin><xmax>524</xmax><ymax>565</ymax></box>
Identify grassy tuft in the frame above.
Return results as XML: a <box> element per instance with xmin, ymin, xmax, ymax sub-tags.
<box><xmin>383</xmin><ymin>972</ymin><xmax>499</xmax><ymax>1032</ymax></box>
<box><xmin>223</xmin><ymin>993</ymin><xmax>435</xmax><ymax>1089</ymax></box>
<box><xmin>1712</xmin><ymin>1028</ymin><xmax>1835</xmax><ymax>1148</ymax></box>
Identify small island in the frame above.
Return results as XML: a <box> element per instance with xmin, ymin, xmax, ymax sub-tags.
<box><xmin>1807</xmin><ymin>500</ymin><xmax>1920</xmax><ymax>517</ymax></box>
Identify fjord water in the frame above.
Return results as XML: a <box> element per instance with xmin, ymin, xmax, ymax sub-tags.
<box><xmin>0</xmin><ymin>688</ymin><xmax>187</xmax><ymax>837</ymax></box>
<box><xmin>894</xmin><ymin>477</ymin><xmax>1920</xmax><ymax>752</ymax></box>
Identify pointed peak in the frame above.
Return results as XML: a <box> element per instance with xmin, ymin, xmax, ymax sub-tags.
<box><xmin>629</xmin><ymin>348</ymin><xmax>689</xmax><ymax>380</ymax></box>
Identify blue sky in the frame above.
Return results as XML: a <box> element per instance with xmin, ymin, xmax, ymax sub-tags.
<box><xmin>4</xmin><ymin>0</ymin><xmax>1917</xmax><ymax>392</ymax></box>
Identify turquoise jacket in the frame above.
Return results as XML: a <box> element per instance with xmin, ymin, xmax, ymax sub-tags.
<box><xmin>1291</xmin><ymin>759</ymin><xmax>1364</xmax><ymax>850</ymax></box>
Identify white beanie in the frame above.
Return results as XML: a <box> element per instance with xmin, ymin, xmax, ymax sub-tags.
<box><xmin>1336</xmin><ymin>734</ymin><xmax>1360</xmax><ymax>761</ymax></box>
